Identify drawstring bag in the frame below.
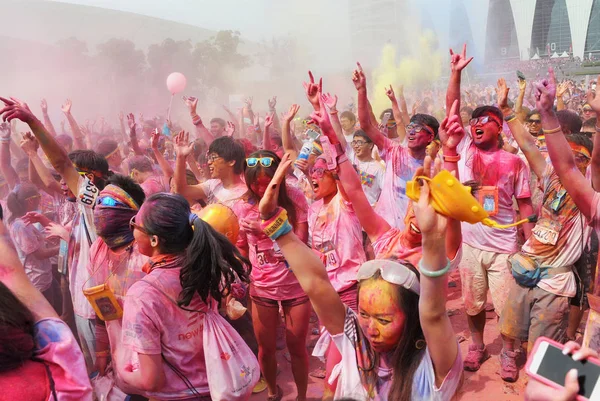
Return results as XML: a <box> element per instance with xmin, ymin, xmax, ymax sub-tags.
<box><xmin>203</xmin><ymin>304</ymin><xmax>260</xmax><ymax>401</ymax></box>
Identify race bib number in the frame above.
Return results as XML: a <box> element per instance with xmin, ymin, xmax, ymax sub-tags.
<box><xmin>478</xmin><ymin>186</ymin><xmax>499</xmax><ymax>216</ymax></box>
<box><xmin>318</xmin><ymin>240</ymin><xmax>339</xmax><ymax>269</ymax></box>
<box><xmin>532</xmin><ymin>218</ymin><xmax>562</xmax><ymax>246</ymax></box>
<box><xmin>79</xmin><ymin>177</ymin><xmax>99</xmax><ymax>207</ymax></box>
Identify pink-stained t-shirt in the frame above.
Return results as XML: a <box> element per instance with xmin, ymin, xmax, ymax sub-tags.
<box><xmin>9</xmin><ymin>217</ymin><xmax>53</xmax><ymax>292</ymax></box>
<box><xmin>140</xmin><ymin>174</ymin><xmax>170</xmax><ymax>196</ymax></box>
<box><xmin>458</xmin><ymin>136</ymin><xmax>531</xmax><ymax>254</ymax></box>
<box><xmin>121</xmin><ymin>267</ymin><xmax>211</xmax><ymax>399</ymax></box>
<box><xmin>522</xmin><ymin>164</ymin><xmax>591</xmax><ymax>297</ymax></box>
<box><xmin>308</xmin><ymin>192</ymin><xmax>366</xmax><ymax>292</ymax></box>
<box><xmin>0</xmin><ymin>318</ymin><xmax>93</xmax><ymax>401</ymax></box>
<box><xmin>233</xmin><ymin>185</ymin><xmax>309</xmax><ymax>300</ymax></box>
<box><xmin>200</xmin><ymin>179</ymin><xmax>247</xmax><ymax>208</ymax></box>
<box><xmin>88</xmin><ymin>239</ymin><xmax>148</xmax><ymax>394</ymax></box>
<box><xmin>374</xmin><ymin>137</ymin><xmax>424</xmax><ymax>230</ymax></box>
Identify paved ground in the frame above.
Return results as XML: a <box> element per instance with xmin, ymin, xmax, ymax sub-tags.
<box><xmin>249</xmin><ymin>269</ymin><xmax>586</xmax><ymax>401</ymax></box>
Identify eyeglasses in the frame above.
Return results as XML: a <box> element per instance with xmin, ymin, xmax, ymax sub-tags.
<box><xmin>97</xmin><ymin>196</ymin><xmax>127</xmax><ymax>207</ymax></box>
<box><xmin>469</xmin><ymin>116</ymin><xmax>501</xmax><ymax>127</ymax></box>
<box><xmin>406</xmin><ymin>123</ymin><xmax>434</xmax><ymax>136</ymax></box>
<box><xmin>528</xmin><ymin>119</ymin><xmax>542</xmax><ymax>124</ymax></box>
<box><xmin>356</xmin><ymin>260</ymin><xmax>420</xmax><ymax>295</ymax></box>
<box><xmin>583</xmin><ymin>108</ymin><xmax>593</xmax><ymax>113</ymax></box>
<box><xmin>207</xmin><ymin>154</ymin><xmax>223</xmax><ymax>163</ymax></box>
<box><xmin>129</xmin><ymin>215</ymin><xmax>150</xmax><ymax>235</ymax></box>
<box><xmin>351</xmin><ymin>140</ymin><xmax>368</xmax><ymax>147</ymax></box>
<box><xmin>246</xmin><ymin>157</ymin><xmax>274</xmax><ymax>168</ymax></box>
<box><xmin>310</xmin><ymin>167</ymin><xmax>326</xmax><ymax>178</ymax></box>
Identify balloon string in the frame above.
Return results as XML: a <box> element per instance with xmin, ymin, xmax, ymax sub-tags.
<box><xmin>167</xmin><ymin>94</ymin><xmax>174</xmax><ymax>122</ymax></box>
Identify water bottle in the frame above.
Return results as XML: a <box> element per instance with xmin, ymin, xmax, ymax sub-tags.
<box><xmin>297</xmin><ymin>142</ymin><xmax>313</xmax><ymax>161</ymax></box>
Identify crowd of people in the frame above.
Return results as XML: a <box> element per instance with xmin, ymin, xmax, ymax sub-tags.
<box><xmin>1</xmin><ymin>42</ymin><xmax>600</xmax><ymax>401</ymax></box>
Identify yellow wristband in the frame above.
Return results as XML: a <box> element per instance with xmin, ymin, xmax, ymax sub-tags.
<box><xmin>542</xmin><ymin>126</ymin><xmax>562</xmax><ymax>135</ymax></box>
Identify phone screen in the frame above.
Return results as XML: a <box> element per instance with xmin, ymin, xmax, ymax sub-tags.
<box><xmin>536</xmin><ymin>342</ymin><xmax>600</xmax><ymax>398</ymax></box>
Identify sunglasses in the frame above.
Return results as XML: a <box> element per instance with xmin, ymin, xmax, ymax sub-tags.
<box><xmin>356</xmin><ymin>260</ymin><xmax>420</xmax><ymax>295</ymax></box>
<box><xmin>406</xmin><ymin>124</ymin><xmax>434</xmax><ymax>135</ymax></box>
<box><xmin>469</xmin><ymin>116</ymin><xmax>501</xmax><ymax>127</ymax></box>
<box><xmin>97</xmin><ymin>196</ymin><xmax>127</xmax><ymax>207</ymax></box>
<box><xmin>528</xmin><ymin>119</ymin><xmax>542</xmax><ymax>124</ymax></box>
<box><xmin>129</xmin><ymin>215</ymin><xmax>150</xmax><ymax>235</ymax></box>
<box><xmin>246</xmin><ymin>157</ymin><xmax>274</xmax><ymax>168</ymax></box>
<box><xmin>351</xmin><ymin>140</ymin><xmax>368</xmax><ymax>147</ymax></box>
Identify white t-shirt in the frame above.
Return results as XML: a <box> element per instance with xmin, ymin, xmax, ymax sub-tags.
<box><xmin>330</xmin><ymin>308</ymin><xmax>463</xmax><ymax>401</ymax></box>
<box><xmin>200</xmin><ymin>179</ymin><xmax>247</xmax><ymax>208</ymax></box>
<box><xmin>350</xmin><ymin>155</ymin><xmax>385</xmax><ymax>206</ymax></box>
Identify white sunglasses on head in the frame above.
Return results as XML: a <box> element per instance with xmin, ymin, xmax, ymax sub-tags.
<box><xmin>356</xmin><ymin>259</ymin><xmax>420</xmax><ymax>295</ymax></box>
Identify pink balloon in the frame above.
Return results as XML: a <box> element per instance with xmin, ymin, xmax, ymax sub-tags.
<box><xmin>166</xmin><ymin>72</ymin><xmax>187</xmax><ymax>94</ymax></box>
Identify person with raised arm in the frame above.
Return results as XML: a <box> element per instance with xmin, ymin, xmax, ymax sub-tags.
<box><xmin>444</xmin><ymin>53</ymin><xmax>536</xmax><ymax>376</ymax></box>
<box><xmin>233</xmin><ymin>150</ymin><xmax>310</xmax><ymax>401</ymax></box>
<box><xmin>310</xmin><ymin>97</ymin><xmax>463</xmax><ymax>269</ymax></box>
<box><xmin>173</xmin><ymin>132</ymin><xmax>247</xmax><ymax>208</ymax></box>
<box><xmin>0</xmin><ymin>203</ymin><xmax>93</xmax><ymax>400</ymax></box>
<box><xmin>40</xmin><ymin>99</ymin><xmax>57</xmax><ymax>137</ymax></box>
<box><xmin>353</xmin><ymin>61</ymin><xmax>443</xmax><ymax>230</ymax></box>
<box><xmin>281</xmin><ymin>104</ymin><xmax>301</xmax><ymax>160</ymax></box>
<box><xmin>384</xmin><ymin>85</ymin><xmax>407</xmax><ymax>143</ymax></box>
<box><xmin>0</xmin><ymin>96</ymin><xmax>110</xmax><ymax>372</ymax></box>
<box><xmin>255</xmin><ymin>152</ymin><xmax>462</xmax><ymax>400</ymax></box>
<box><xmin>496</xmin><ymin>77</ymin><xmax>593</xmax><ymax>382</ymax></box>
<box><xmin>60</xmin><ymin>98</ymin><xmax>86</xmax><ymax>150</ymax></box>
<box><xmin>0</xmin><ymin>122</ymin><xmax>19</xmax><ymax>189</ymax></box>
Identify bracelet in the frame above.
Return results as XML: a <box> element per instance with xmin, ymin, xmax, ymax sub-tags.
<box><xmin>542</xmin><ymin>126</ymin><xmax>562</xmax><ymax>135</ymax></box>
<box><xmin>0</xmin><ymin>138</ymin><xmax>10</xmax><ymax>144</ymax></box>
<box><xmin>418</xmin><ymin>258</ymin><xmax>451</xmax><ymax>278</ymax></box>
<box><xmin>192</xmin><ymin>115</ymin><xmax>203</xmax><ymax>126</ymax></box>
<box><xmin>329</xmin><ymin>110</ymin><xmax>339</xmax><ymax>115</ymax></box>
<box><xmin>95</xmin><ymin>350</ymin><xmax>110</xmax><ymax>357</ymax></box>
<box><xmin>443</xmin><ymin>154</ymin><xmax>461</xmax><ymax>163</ymax></box>
<box><xmin>261</xmin><ymin>207</ymin><xmax>293</xmax><ymax>241</ymax></box>
<box><xmin>505</xmin><ymin>115</ymin><xmax>517</xmax><ymax>123</ymax></box>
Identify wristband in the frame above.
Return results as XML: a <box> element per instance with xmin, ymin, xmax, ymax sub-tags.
<box><xmin>443</xmin><ymin>154</ymin><xmax>461</xmax><ymax>163</ymax></box>
<box><xmin>418</xmin><ymin>258</ymin><xmax>451</xmax><ymax>278</ymax></box>
<box><xmin>0</xmin><ymin>138</ymin><xmax>11</xmax><ymax>144</ymax></box>
<box><xmin>504</xmin><ymin>114</ymin><xmax>517</xmax><ymax>123</ymax></box>
<box><xmin>542</xmin><ymin>126</ymin><xmax>562</xmax><ymax>135</ymax></box>
<box><xmin>192</xmin><ymin>115</ymin><xmax>203</xmax><ymax>126</ymax></box>
<box><xmin>95</xmin><ymin>350</ymin><xmax>110</xmax><ymax>357</ymax></box>
<box><xmin>261</xmin><ymin>207</ymin><xmax>293</xmax><ymax>241</ymax></box>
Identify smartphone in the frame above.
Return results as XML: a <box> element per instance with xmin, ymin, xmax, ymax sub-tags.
<box><xmin>517</xmin><ymin>70</ymin><xmax>526</xmax><ymax>81</ymax></box>
<box><xmin>527</xmin><ymin>337</ymin><xmax>600</xmax><ymax>400</ymax></box>
<box><xmin>381</xmin><ymin>112</ymin><xmax>392</xmax><ymax>127</ymax></box>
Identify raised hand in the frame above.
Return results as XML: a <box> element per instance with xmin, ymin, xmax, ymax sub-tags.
<box><xmin>264</xmin><ymin>113</ymin><xmax>274</xmax><ymax>130</ymax></box>
<box><xmin>268</xmin><ymin>96</ymin><xmax>277</xmax><ymax>110</ymax></box>
<box><xmin>0</xmin><ymin>122</ymin><xmax>10</xmax><ymax>139</ymax></box>
<box><xmin>495</xmin><ymin>78</ymin><xmax>510</xmax><ymax>111</ymax></box>
<box><xmin>20</xmin><ymin>132</ymin><xmax>39</xmax><ymax>155</ymax></box>
<box><xmin>321</xmin><ymin>93</ymin><xmax>338</xmax><ymax>111</ymax></box>
<box><xmin>303</xmin><ymin>71</ymin><xmax>322</xmax><ymax>106</ymax></box>
<box><xmin>225</xmin><ymin>121</ymin><xmax>235</xmax><ymax>137</ymax></box>
<box><xmin>244</xmin><ymin>96</ymin><xmax>253</xmax><ymax>112</ymax></box>
<box><xmin>182</xmin><ymin>96</ymin><xmax>198</xmax><ymax>115</ymax></box>
<box><xmin>240</xmin><ymin>218</ymin><xmax>262</xmax><ymax>234</ymax></box>
<box><xmin>22</xmin><ymin>211</ymin><xmax>51</xmax><ymax>227</ymax></box>
<box><xmin>118</xmin><ymin>111</ymin><xmax>124</xmax><ymax>122</ymax></box>
<box><xmin>150</xmin><ymin>129</ymin><xmax>161</xmax><ymax>149</ymax></box>
<box><xmin>126</xmin><ymin>113</ymin><xmax>136</xmax><ymax>130</ymax></box>
<box><xmin>174</xmin><ymin>130</ymin><xmax>193</xmax><ymax>157</ymax></box>
<box><xmin>253</xmin><ymin>112</ymin><xmax>260</xmax><ymax>130</ymax></box>
<box><xmin>535</xmin><ymin>67</ymin><xmax>557</xmax><ymax>113</ymax></box>
<box><xmin>518</xmin><ymin>78</ymin><xmax>527</xmax><ymax>92</ymax></box>
<box><xmin>352</xmin><ymin>62</ymin><xmax>366</xmax><ymax>91</ymax></box>
<box><xmin>40</xmin><ymin>99</ymin><xmax>48</xmax><ymax>113</ymax></box>
<box><xmin>586</xmin><ymin>74</ymin><xmax>600</xmax><ymax>114</ymax></box>
<box><xmin>309</xmin><ymin>99</ymin><xmax>334</xmax><ymax>138</ymax></box>
<box><xmin>259</xmin><ymin>153</ymin><xmax>293</xmax><ymax>219</ymax></box>
<box><xmin>449</xmin><ymin>43</ymin><xmax>473</xmax><ymax>73</ymax></box>
<box><xmin>385</xmin><ymin>85</ymin><xmax>396</xmax><ymax>101</ymax></box>
<box><xmin>283</xmin><ymin>104</ymin><xmax>300</xmax><ymax>123</ymax></box>
<box><xmin>0</xmin><ymin>97</ymin><xmax>37</xmax><ymax>125</ymax></box>
<box><xmin>61</xmin><ymin>99</ymin><xmax>72</xmax><ymax>114</ymax></box>
<box><xmin>556</xmin><ymin>81</ymin><xmax>569</xmax><ymax>98</ymax></box>
<box><xmin>438</xmin><ymin>100</ymin><xmax>465</xmax><ymax>150</ymax></box>
<box><xmin>412</xmin><ymin>156</ymin><xmax>447</xmax><ymax>238</ymax></box>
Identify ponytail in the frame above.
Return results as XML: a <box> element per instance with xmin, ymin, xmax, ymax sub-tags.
<box><xmin>178</xmin><ymin>217</ymin><xmax>251</xmax><ymax>307</ymax></box>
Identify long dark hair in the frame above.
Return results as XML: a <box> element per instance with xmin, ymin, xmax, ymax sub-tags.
<box><xmin>139</xmin><ymin>193</ymin><xmax>250</xmax><ymax>307</ymax></box>
<box><xmin>357</xmin><ymin>264</ymin><xmax>425</xmax><ymax>400</ymax></box>
<box><xmin>244</xmin><ymin>150</ymin><xmax>297</xmax><ymax>227</ymax></box>
<box><xmin>0</xmin><ymin>282</ymin><xmax>36</xmax><ymax>372</ymax></box>
<box><xmin>7</xmin><ymin>183</ymin><xmax>39</xmax><ymax>223</ymax></box>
